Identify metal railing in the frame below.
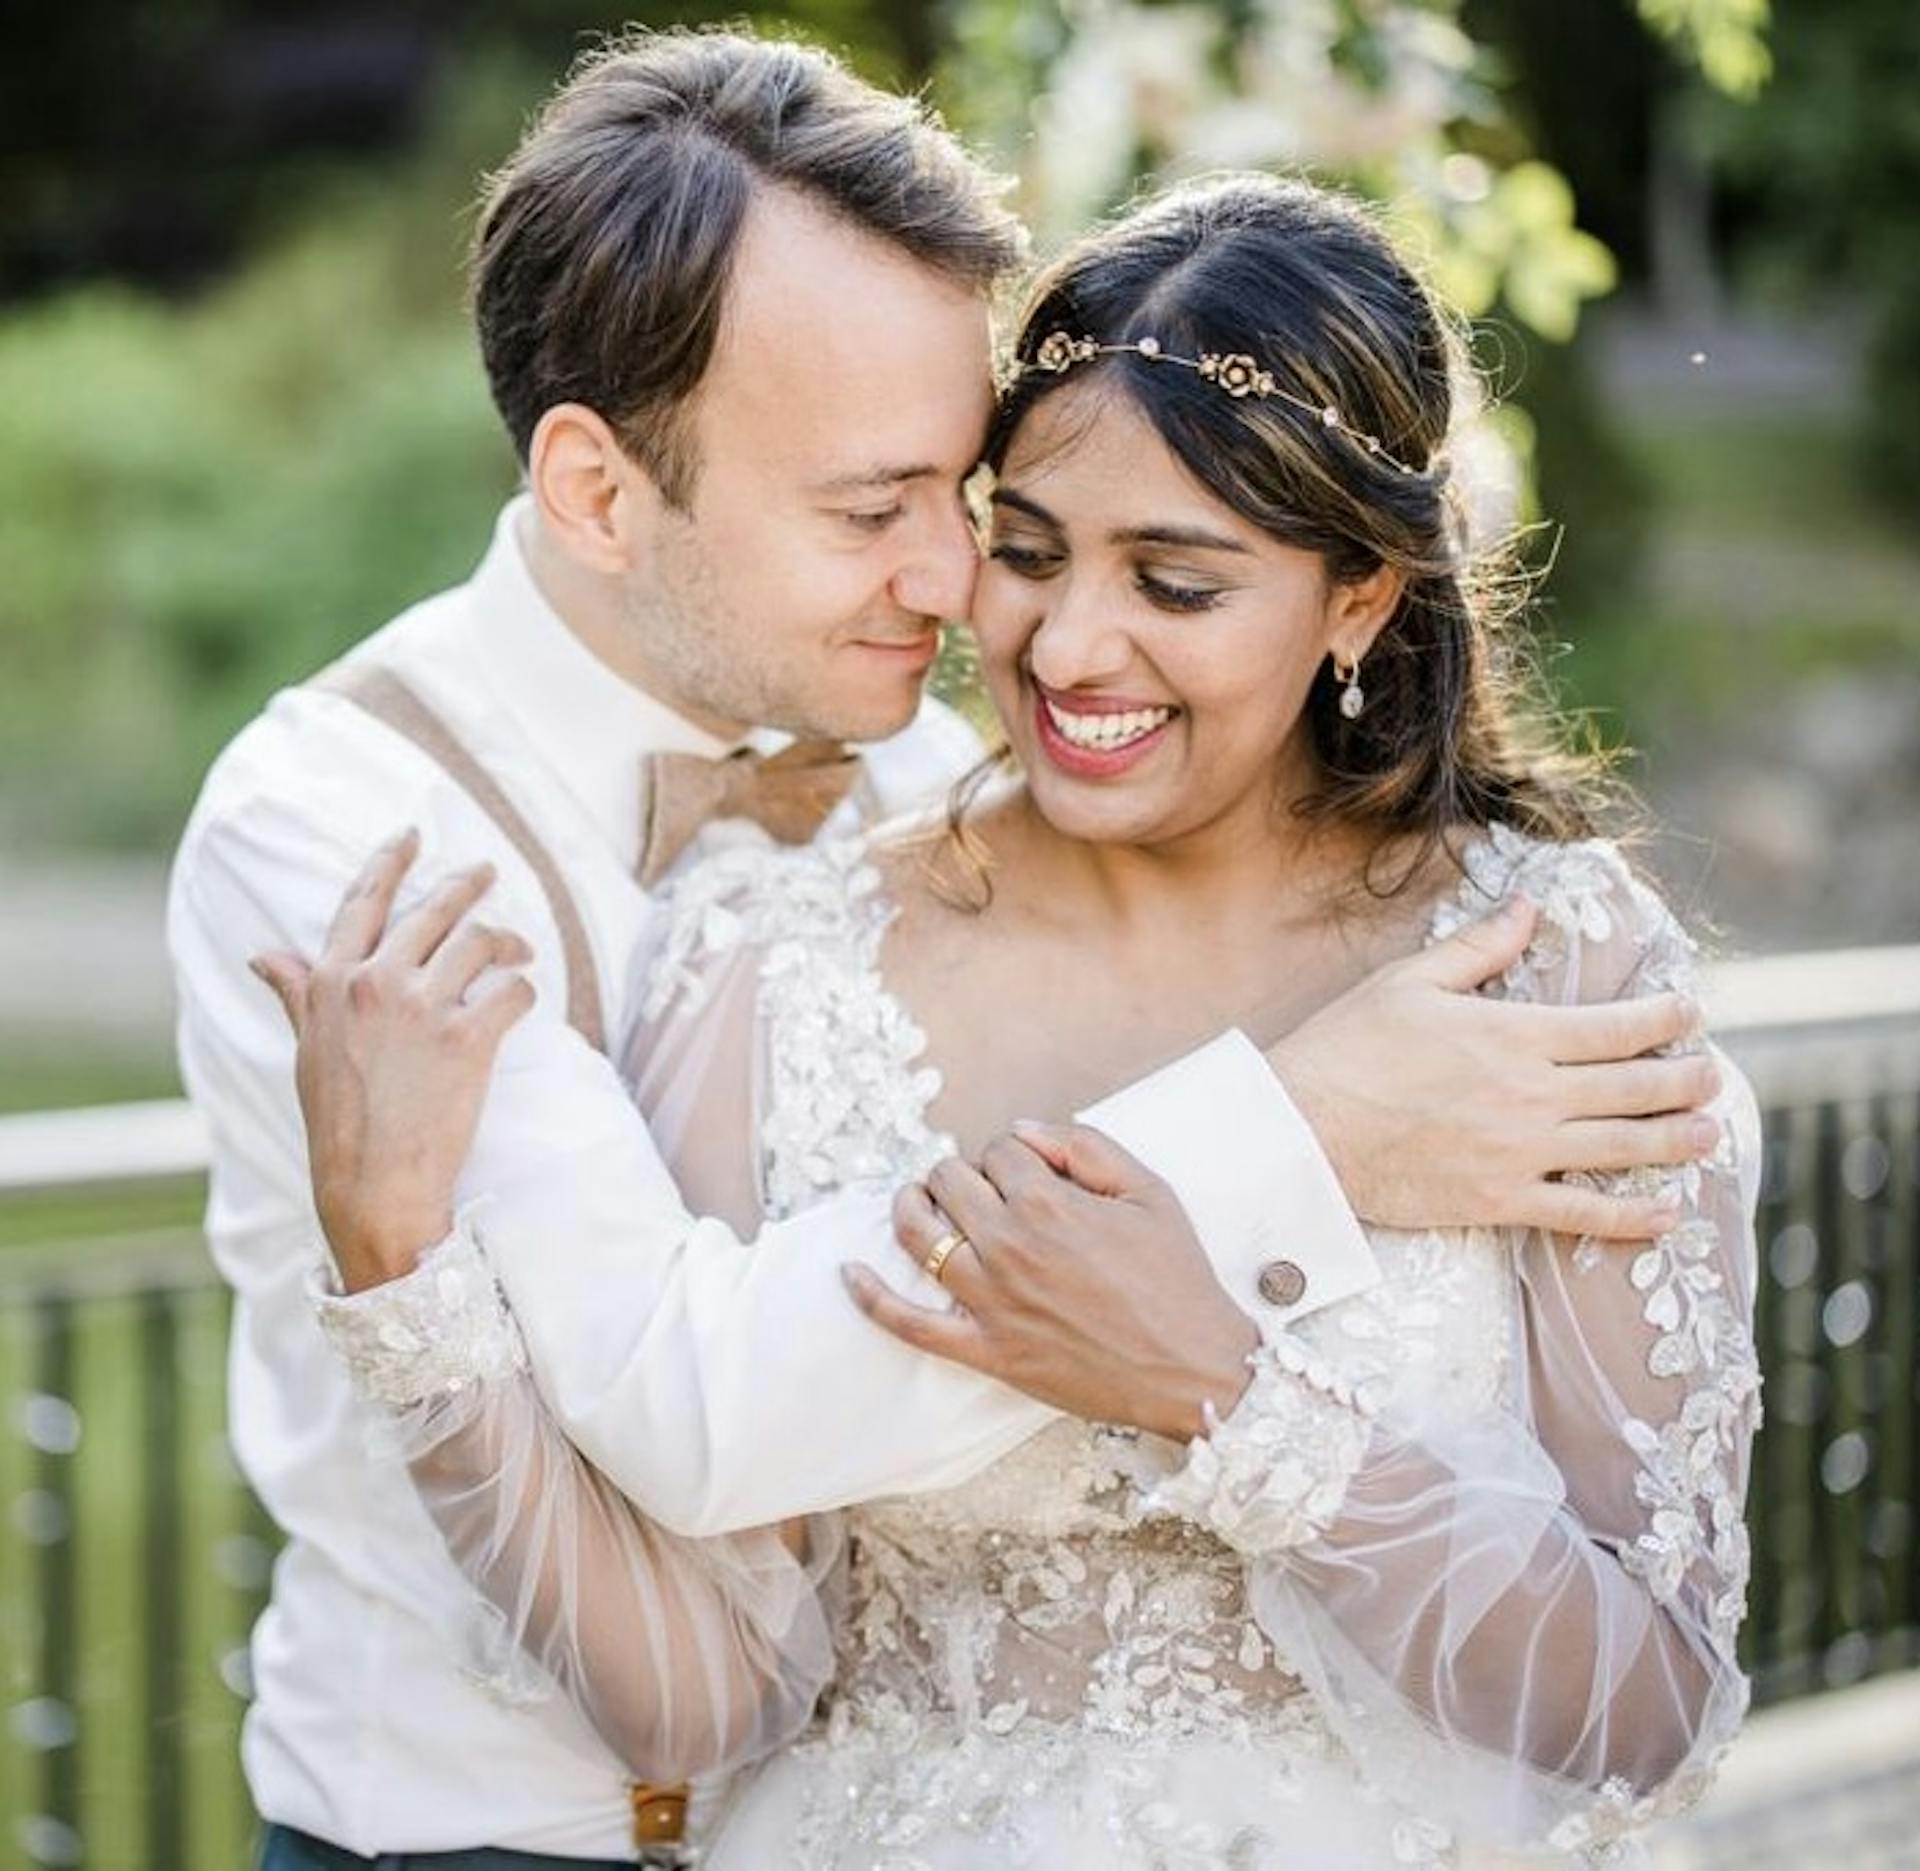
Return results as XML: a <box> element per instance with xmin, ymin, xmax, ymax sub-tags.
<box><xmin>1</xmin><ymin>945</ymin><xmax>1917</xmax><ymax>1867</ymax></box>
<box><xmin>1697</xmin><ymin>950</ymin><xmax>1920</xmax><ymax>1700</ymax></box>
<box><xmin>1</xmin><ymin>1252</ymin><xmax>276</xmax><ymax>1869</ymax></box>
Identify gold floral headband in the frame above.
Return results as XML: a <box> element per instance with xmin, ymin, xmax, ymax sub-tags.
<box><xmin>1022</xmin><ymin>330</ymin><xmax>1421</xmax><ymax>478</ymax></box>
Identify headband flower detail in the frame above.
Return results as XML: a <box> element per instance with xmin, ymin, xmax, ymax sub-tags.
<box><xmin>1197</xmin><ymin>352</ymin><xmax>1273</xmax><ymax>398</ymax></box>
<box><xmin>1034</xmin><ymin>330</ymin><xmax>1100</xmax><ymax>373</ymax></box>
<box><xmin>1019</xmin><ymin>330</ymin><xmax>1422</xmax><ymax>477</ymax></box>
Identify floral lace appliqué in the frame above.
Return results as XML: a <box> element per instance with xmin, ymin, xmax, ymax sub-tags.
<box><xmin>311</xmin><ymin>1209</ymin><xmax>526</xmax><ymax>1408</ymax></box>
<box><xmin>1148</xmin><ymin>1334</ymin><xmax>1381</xmax><ymax>1557</ymax></box>
<box><xmin>1435</xmin><ymin>825</ymin><xmax>1763</xmax><ymax>1844</ymax></box>
<box><xmin>643</xmin><ymin>828</ymin><xmax>954</xmax><ymax>1214</ymax></box>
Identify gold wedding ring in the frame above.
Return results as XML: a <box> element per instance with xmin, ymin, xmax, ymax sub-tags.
<box><xmin>920</xmin><ymin>1229</ymin><xmax>966</xmax><ymax>1285</ymax></box>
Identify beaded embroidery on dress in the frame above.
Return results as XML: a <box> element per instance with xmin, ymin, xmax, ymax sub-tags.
<box><xmin>623</xmin><ymin>822</ymin><xmax>1762</xmax><ymax>1870</ymax></box>
<box><xmin>312</xmin><ymin>820</ymin><xmax>1760</xmax><ymax>1866</ymax></box>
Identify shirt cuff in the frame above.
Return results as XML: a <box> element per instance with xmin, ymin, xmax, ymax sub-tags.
<box><xmin>309</xmin><ymin>1210</ymin><xmax>527</xmax><ymax>1408</ymax></box>
<box><xmin>1075</xmin><ymin>1030</ymin><xmax>1380</xmax><ymax>1334</ymax></box>
<box><xmin>1146</xmin><ymin>1332</ymin><xmax>1377</xmax><ymax>1555</ymax></box>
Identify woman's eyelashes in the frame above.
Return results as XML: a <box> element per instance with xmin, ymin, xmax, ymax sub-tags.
<box><xmin>989</xmin><ymin>537</ymin><xmax>1226</xmax><ymax>615</ymax></box>
<box><xmin>987</xmin><ymin>539</ymin><xmax>1061</xmax><ymax>575</ymax></box>
<box><xmin>1136</xmin><ymin>570</ymin><xmax>1224</xmax><ymax>613</ymax></box>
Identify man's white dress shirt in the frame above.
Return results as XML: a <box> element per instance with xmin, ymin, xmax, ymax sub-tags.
<box><xmin>168</xmin><ymin>496</ymin><xmax>1368</xmax><ymax>1858</ymax></box>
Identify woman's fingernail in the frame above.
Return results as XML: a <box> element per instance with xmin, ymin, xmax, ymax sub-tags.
<box><xmin>1010</xmin><ymin>1118</ymin><xmax>1048</xmax><ymax>1139</ymax></box>
<box><xmin>1690</xmin><ymin>1116</ymin><xmax>1721</xmax><ymax>1153</ymax></box>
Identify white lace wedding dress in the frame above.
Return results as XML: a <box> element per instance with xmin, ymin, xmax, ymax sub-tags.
<box><xmin>320</xmin><ymin>822</ymin><xmax>1762</xmax><ymax>1869</ymax></box>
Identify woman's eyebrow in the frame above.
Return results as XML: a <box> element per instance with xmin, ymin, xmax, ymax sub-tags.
<box><xmin>1109</xmin><ymin>522</ymin><xmax>1252</xmax><ymax>554</ymax></box>
<box><xmin>993</xmin><ymin>488</ymin><xmax>1251</xmax><ymax>556</ymax></box>
<box><xmin>988</xmin><ymin>486</ymin><xmax>1061</xmax><ymax>528</ymax></box>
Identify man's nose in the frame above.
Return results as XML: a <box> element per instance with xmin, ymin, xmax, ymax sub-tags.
<box><xmin>892</xmin><ymin>498</ymin><xmax>981</xmax><ymax>622</ymax></box>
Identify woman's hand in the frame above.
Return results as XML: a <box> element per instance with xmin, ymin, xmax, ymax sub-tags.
<box><xmin>846</xmin><ymin>1125</ymin><xmax>1261</xmax><ymax>1443</ymax></box>
<box><xmin>250</xmin><ymin>829</ymin><xmax>537</xmax><ymax>1290</ymax></box>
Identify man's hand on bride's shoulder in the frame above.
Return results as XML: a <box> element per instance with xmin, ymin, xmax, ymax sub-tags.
<box><xmin>250</xmin><ymin>830</ymin><xmax>537</xmax><ymax>1291</ymax></box>
<box><xmin>845</xmin><ymin>1126</ymin><xmax>1260</xmax><ymax>1443</ymax></box>
<box><xmin>1267</xmin><ymin>895</ymin><xmax>1722</xmax><ymax>1242</ymax></box>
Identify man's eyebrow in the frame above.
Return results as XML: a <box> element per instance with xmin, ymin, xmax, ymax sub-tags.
<box><xmin>812</xmin><ymin>463</ymin><xmax>940</xmax><ymax>494</ymax></box>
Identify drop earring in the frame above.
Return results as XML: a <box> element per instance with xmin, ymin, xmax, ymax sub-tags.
<box><xmin>1335</xmin><ymin>655</ymin><xmax>1366</xmax><ymax>720</ymax></box>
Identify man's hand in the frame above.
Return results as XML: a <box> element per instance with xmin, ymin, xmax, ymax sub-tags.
<box><xmin>844</xmin><ymin>1125</ymin><xmax>1259</xmax><ymax>1442</ymax></box>
<box><xmin>1270</xmin><ymin>897</ymin><xmax>1720</xmax><ymax>1240</ymax></box>
<box><xmin>250</xmin><ymin>830</ymin><xmax>537</xmax><ymax>1290</ymax></box>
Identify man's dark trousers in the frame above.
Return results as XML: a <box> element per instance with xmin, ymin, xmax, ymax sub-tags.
<box><xmin>258</xmin><ymin>1822</ymin><xmax>638</xmax><ymax>1869</ymax></box>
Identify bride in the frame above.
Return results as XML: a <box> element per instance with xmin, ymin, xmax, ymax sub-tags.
<box><xmin>290</xmin><ymin>174</ymin><xmax>1761</xmax><ymax>1867</ymax></box>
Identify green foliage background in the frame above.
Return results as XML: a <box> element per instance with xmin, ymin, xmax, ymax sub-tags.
<box><xmin>0</xmin><ymin>65</ymin><xmax>523</xmax><ymax>848</ymax></box>
<box><xmin>1</xmin><ymin>22</ymin><xmax>1912</xmax><ymax>1870</ymax></box>
<box><xmin>2</xmin><ymin>0</ymin><xmax>1915</xmax><ymax>858</ymax></box>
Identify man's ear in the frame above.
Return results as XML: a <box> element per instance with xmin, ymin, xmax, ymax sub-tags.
<box><xmin>525</xmin><ymin>403</ymin><xmax>660</xmax><ymax>577</ymax></box>
<box><xmin>1328</xmin><ymin>560</ymin><xmax>1407</xmax><ymax>668</ymax></box>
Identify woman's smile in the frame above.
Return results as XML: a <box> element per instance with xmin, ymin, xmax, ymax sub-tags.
<box><xmin>1033</xmin><ymin>683</ymin><xmax>1182</xmax><ymax>777</ymax></box>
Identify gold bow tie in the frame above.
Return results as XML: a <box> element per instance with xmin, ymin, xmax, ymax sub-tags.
<box><xmin>636</xmin><ymin>740</ymin><xmax>863</xmax><ymax>887</ymax></box>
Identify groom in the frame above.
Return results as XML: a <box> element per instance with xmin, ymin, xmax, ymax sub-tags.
<box><xmin>170</xmin><ymin>27</ymin><xmax>1711</xmax><ymax>1869</ymax></box>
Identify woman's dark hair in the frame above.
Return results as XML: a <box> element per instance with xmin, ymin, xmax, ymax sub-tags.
<box><xmin>967</xmin><ymin>172</ymin><xmax>1608</xmax><ymax>892</ymax></box>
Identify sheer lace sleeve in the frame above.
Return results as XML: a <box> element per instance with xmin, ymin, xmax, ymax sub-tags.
<box><xmin>1157</xmin><ymin>830</ymin><xmax>1762</xmax><ymax>1858</ymax></box>
<box><xmin>305</xmin><ymin>832</ymin><xmax>874</xmax><ymax>1782</ymax></box>
<box><xmin>313</xmin><ymin>1216</ymin><xmax>843</xmax><ymax>1783</ymax></box>
<box><xmin>303</xmin><ymin>828</ymin><xmax>930</xmax><ymax>1783</ymax></box>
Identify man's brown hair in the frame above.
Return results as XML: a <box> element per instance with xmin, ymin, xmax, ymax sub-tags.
<box><xmin>471</xmin><ymin>27</ymin><xmax>1024</xmax><ymax>507</ymax></box>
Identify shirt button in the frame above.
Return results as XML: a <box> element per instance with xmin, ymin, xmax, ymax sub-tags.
<box><xmin>1257</xmin><ymin>1259</ymin><xmax>1307</xmax><ymax>1308</ymax></box>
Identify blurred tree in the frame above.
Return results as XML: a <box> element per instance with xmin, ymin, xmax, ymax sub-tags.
<box><xmin>941</xmin><ymin>0</ymin><xmax>1620</xmax><ymax>342</ymax></box>
<box><xmin>1636</xmin><ymin>0</ymin><xmax>1770</xmax><ymax>97</ymax></box>
<box><xmin>0</xmin><ymin>0</ymin><xmax>931</xmax><ymax>302</ymax></box>
<box><xmin>0</xmin><ymin>0</ymin><xmax>1775</xmax><ymax>852</ymax></box>
<box><xmin>935</xmin><ymin>0</ymin><xmax>1769</xmax><ymax>600</ymax></box>
<box><xmin>1460</xmin><ymin>0</ymin><xmax>1668</xmax><ymax>615</ymax></box>
<box><xmin>0</xmin><ymin>55</ymin><xmax>533</xmax><ymax>847</ymax></box>
<box><xmin>1463</xmin><ymin>0</ymin><xmax>1665</xmax><ymax>276</ymax></box>
<box><xmin>3</xmin><ymin>1</ymin><xmax>447</xmax><ymax>298</ymax></box>
<box><xmin>1694</xmin><ymin>0</ymin><xmax>1920</xmax><ymax>512</ymax></box>
<box><xmin>0</xmin><ymin>12</ymin><xmax>943</xmax><ymax>850</ymax></box>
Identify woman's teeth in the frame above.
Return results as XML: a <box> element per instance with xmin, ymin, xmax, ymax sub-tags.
<box><xmin>1043</xmin><ymin>701</ymin><xmax>1176</xmax><ymax>751</ymax></box>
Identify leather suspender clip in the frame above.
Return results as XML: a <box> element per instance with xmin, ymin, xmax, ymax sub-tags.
<box><xmin>630</xmin><ymin>1780</ymin><xmax>693</xmax><ymax>1863</ymax></box>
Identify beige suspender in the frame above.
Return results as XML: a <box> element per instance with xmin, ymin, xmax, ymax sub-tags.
<box><xmin>312</xmin><ymin>663</ymin><xmax>698</xmax><ymax>1852</ymax></box>
<box><xmin>309</xmin><ymin>662</ymin><xmax>609</xmax><ymax>1055</ymax></box>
